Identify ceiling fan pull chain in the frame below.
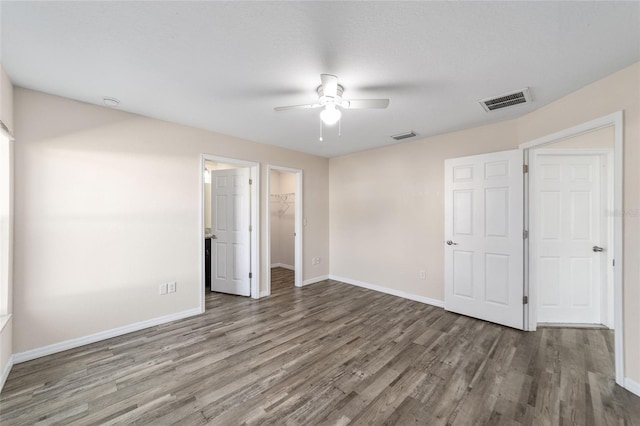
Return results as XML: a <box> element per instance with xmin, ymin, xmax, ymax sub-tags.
<box><xmin>319</xmin><ymin>117</ymin><xmax>323</xmax><ymax>142</ymax></box>
<box><xmin>338</xmin><ymin>117</ymin><xmax>341</xmax><ymax>137</ymax></box>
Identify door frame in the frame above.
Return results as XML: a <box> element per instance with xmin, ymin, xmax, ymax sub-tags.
<box><xmin>520</xmin><ymin>111</ymin><xmax>624</xmax><ymax>386</ymax></box>
<box><xmin>199</xmin><ymin>154</ymin><xmax>260</xmax><ymax>310</ymax></box>
<box><xmin>265</xmin><ymin>165</ymin><xmax>303</xmax><ymax>294</ymax></box>
<box><xmin>529</xmin><ymin>148</ymin><xmax>614</xmax><ymax>327</ymax></box>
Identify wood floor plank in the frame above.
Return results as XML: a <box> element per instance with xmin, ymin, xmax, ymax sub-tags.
<box><xmin>1</xmin><ymin>267</ymin><xmax>638</xmax><ymax>425</ymax></box>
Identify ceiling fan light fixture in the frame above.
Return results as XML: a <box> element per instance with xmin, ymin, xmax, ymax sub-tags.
<box><xmin>274</xmin><ymin>74</ymin><xmax>389</xmax><ymax>130</ymax></box>
<box><xmin>320</xmin><ymin>104</ymin><xmax>341</xmax><ymax>125</ymax></box>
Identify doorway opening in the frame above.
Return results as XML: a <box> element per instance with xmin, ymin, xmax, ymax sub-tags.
<box><xmin>266</xmin><ymin>165</ymin><xmax>302</xmax><ymax>295</ymax></box>
<box><xmin>200</xmin><ymin>155</ymin><xmax>260</xmax><ymax>311</ymax></box>
<box><xmin>521</xmin><ymin>111</ymin><xmax>624</xmax><ymax>386</ymax></box>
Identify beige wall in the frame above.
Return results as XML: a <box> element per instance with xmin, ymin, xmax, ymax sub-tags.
<box><xmin>13</xmin><ymin>88</ymin><xmax>329</xmax><ymax>353</ymax></box>
<box><xmin>270</xmin><ymin>170</ymin><xmax>296</xmax><ymax>268</ymax></box>
<box><xmin>330</xmin><ymin>62</ymin><xmax>640</xmax><ymax>383</ymax></box>
<box><xmin>0</xmin><ymin>63</ymin><xmax>14</xmax><ymax>389</ymax></box>
<box><xmin>330</xmin><ymin>119</ymin><xmax>519</xmax><ymax>301</ymax></box>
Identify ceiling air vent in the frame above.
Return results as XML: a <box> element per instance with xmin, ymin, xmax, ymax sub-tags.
<box><xmin>391</xmin><ymin>131</ymin><xmax>417</xmax><ymax>141</ymax></box>
<box><xmin>479</xmin><ymin>87</ymin><xmax>532</xmax><ymax>112</ymax></box>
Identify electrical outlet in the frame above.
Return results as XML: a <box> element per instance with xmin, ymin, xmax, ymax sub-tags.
<box><xmin>168</xmin><ymin>281</ymin><xmax>176</xmax><ymax>293</ymax></box>
<box><xmin>419</xmin><ymin>270</ymin><xmax>426</xmax><ymax>279</ymax></box>
<box><xmin>312</xmin><ymin>257</ymin><xmax>321</xmax><ymax>265</ymax></box>
<box><xmin>159</xmin><ymin>283</ymin><xmax>168</xmax><ymax>295</ymax></box>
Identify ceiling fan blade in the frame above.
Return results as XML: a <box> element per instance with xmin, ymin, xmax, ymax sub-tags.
<box><xmin>342</xmin><ymin>99</ymin><xmax>390</xmax><ymax>109</ymax></box>
<box><xmin>320</xmin><ymin>74</ymin><xmax>339</xmax><ymax>97</ymax></box>
<box><xmin>274</xmin><ymin>103</ymin><xmax>322</xmax><ymax>111</ymax></box>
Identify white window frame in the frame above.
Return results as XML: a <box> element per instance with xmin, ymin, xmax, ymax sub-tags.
<box><xmin>0</xmin><ymin>123</ymin><xmax>14</xmax><ymax>330</ymax></box>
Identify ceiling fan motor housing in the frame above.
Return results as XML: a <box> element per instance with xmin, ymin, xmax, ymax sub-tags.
<box><xmin>274</xmin><ymin>74</ymin><xmax>389</xmax><ymax>112</ymax></box>
<box><xmin>317</xmin><ymin>84</ymin><xmax>344</xmax><ymax>106</ymax></box>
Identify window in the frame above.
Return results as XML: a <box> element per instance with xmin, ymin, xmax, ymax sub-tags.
<box><xmin>0</xmin><ymin>123</ymin><xmax>12</xmax><ymax>327</ymax></box>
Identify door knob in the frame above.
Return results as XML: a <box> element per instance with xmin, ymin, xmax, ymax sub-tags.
<box><xmin>446</xmin><ymin>240</ymin><xmax>458</xmax><ymax>246</ymax></box>
<box><xmin>592</xmin><ymin>246</ymin><xmax>604</xmax><ymax>252</ymax></box>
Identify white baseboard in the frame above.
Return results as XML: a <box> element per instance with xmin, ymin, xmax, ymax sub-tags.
<box><xmin>0</xmin><ymin>354</ymin><xmax>14</xmax><ymax>392</ymax></box>
<box><xmin>329</xmin><ymin>275</ymin><xmax>444</xmax><ymax>308</ymax></box>
<box><xmin>624</xmin><ymin>377</ymin><xmax>640</xmax><ymax>397</ymax></box>
<box><xmin>302</xmin><ymin>275</ymin><xmax>329</xmax><ymax>286</ymax></box>
<box><xmin>271</xmin><ymin>263</ymin><xmax>294</xmax><ymax>270</ymax></box>
<box><xmin>259</xmin><ymin>290</ymin><xmax>270</xmax><ymax>298</ymax></box>
<box><xmin>13</xmin><ymin>307</ymin><xmax>202</xmax><ymax>364</ymax></box>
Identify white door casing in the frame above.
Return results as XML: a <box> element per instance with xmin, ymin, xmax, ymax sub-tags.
<box><xmin>444</xmin><ymin>149</ymin><xmax>524</xmax><ymax>330</ymax></box>
<box><xmin>532</xmin><ymin>152</ymin><xmax>610</xmax><ymax>325</ymax></box>
<box><xmin>211</xmin><ymin>168</ymin><xmax>251</xmax><ymax>296</ymax></box>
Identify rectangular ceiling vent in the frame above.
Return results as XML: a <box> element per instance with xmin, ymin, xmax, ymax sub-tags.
<box><xmin>391</xmin><ymin>131</ymin><xmax>417</xmax><ymax>141</ymax></box>
<box><xmin>479</xmin><ymin>87</ymin><xmax>532</xmax><ymax>112</ymax></box>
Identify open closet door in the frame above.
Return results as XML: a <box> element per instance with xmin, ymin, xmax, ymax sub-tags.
<box><xmin>444</xmin><ymin>149</ymin><xmax>524</xmax><ymax>329</ymax></box>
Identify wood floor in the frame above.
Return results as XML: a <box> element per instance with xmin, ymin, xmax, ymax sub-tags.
<box><xmin>271</xmin><ymin>266</ymin><xmax>295</xmax><ymax>291</ymax></box>
<box><xmin>1</xmin><ymin>267</ymin><xmax>638</xmax><ymax>425</ymax></box>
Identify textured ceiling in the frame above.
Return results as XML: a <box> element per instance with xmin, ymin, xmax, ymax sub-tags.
<box><xmin>1</xmin><ymin>1</ymin><xmax>639</xmax><ymax>157</ymax></box>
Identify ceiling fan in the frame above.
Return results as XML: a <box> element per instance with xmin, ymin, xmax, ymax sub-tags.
<box><xmin>274</xmin><ymin>74</ymin><xmax>390</xmax><ymax>126</ymax></box>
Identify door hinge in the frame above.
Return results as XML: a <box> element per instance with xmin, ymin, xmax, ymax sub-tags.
<box><xmin>249</xmin><ymin>179</ymin><xmax>253</xmax><ymax>185</ymax></box>
<box><xmin>523</xmin><ymin>229</ymin><xmax>529</xmax><ymax>239</ymax></box>
<box><xmin>523</xmin><ymin>296</ymin><xmax>528</xmax><ymax>305</ymax></box>
<box><xmin>613</xmin><ymin>259</ymin><xmax>615</xmax><ymax>267</ymax></box>
<box><xmin>249</xmin><ymin>272</ymin><xmax>252</xmax><ymax>279</ymax></box>
<box><xmin>249</xmin><ymin>225</ymin><xmax>252</xmax><ymax>232</ymax></box>
<box><xmin>523</xmin><ymin>164</ymin><xmax>529</xmax><ymax>173</ymax></box>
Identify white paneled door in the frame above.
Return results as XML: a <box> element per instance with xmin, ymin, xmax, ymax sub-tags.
<box><xmin>533</xmin><ymin>153</ymin><xmax>604</xmax><ymax>324</ymax></box>
<box><xmin>211</xmin><ymin>168</ymin><xmax>251</xmax><ymax>296</ymax></box>
<box><xmin>444</xmin><ymin>150</ymin><xmax>524</xmax><ymax>329</ymax></box>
